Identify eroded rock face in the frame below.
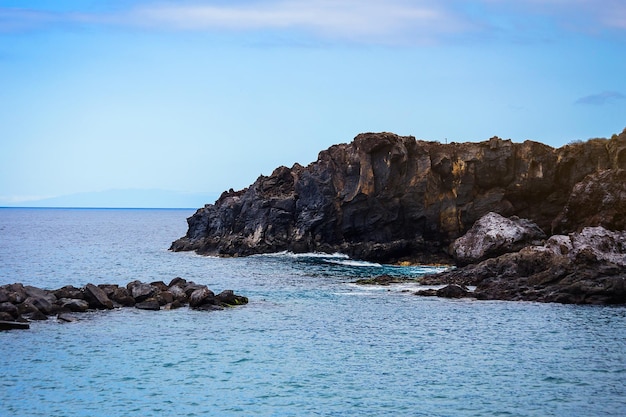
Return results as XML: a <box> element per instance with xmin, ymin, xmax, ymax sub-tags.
<box><xmin>552</xmin><ymin>169</ymin><xmax>626</xmax><ymax>233</ymax></box>
<box><xmin>450</xmin><ymin>212</ymin><xmax>546</xmax><ymax>265</ymax></box>
<box><xmin>172</xmin><ymin>129</ymin><xmax>626</xmax><ymax>263</ymax></box>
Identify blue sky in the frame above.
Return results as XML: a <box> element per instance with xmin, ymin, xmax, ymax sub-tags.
<box><xmin>1</xmin><ymin>0</ymin><xmax>625</xmax><ymax>207</ymax></box>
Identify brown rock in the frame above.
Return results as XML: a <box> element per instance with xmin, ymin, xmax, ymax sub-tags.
<box><xmin>84</xmin><ymin>283</ymin><xmax>114</xmax><ymax>309</ymax></box>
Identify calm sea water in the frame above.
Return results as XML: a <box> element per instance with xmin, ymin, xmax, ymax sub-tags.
<box><xmin>0</xmin><ymin>208</ymin><xmax>625</xmax><ymax>417</ymax></box>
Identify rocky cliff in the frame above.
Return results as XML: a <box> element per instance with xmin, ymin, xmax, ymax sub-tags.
<box><xmin>171</xmin><ymin>129</ymin><xmax>626</xmax><ymax>264</ymax></box>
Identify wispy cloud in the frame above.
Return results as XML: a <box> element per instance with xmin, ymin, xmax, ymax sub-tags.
<box><xmin>575</xmin><ymin>91</ymin><xmax>626</xmax><ymax>106</ymax></box>
<box><xmin>1</xmin><ymin>0</ymin><xmax>625</xmax><ymax>44</ymax></box>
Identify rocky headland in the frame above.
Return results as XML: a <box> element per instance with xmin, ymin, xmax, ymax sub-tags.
<box><xmin>0</xmin><ymin>278</ymin><xmax>248</xmax><ymax>330</ymax></box>
<box><xmin>171</xmin><ymin>129</ymin><xmax>626</xmax><ymax>304</ymax></box>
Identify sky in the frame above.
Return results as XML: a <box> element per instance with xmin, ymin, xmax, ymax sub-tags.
<box><xmin>0</xmin><ymin>0</ymin><xmax>625</xmax><ymax>207</ymax></box>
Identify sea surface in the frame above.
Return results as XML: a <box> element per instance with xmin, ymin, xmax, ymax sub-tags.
<box><xmin>1</xmin><ymin>208</ymin><xmax>625</xmax><ymax>417</ymax></box>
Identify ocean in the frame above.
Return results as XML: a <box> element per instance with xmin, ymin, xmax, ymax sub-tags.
<box><xmin>1</xmin><ymin>208</ymin><xmax>625</xmax><ymax>416</ymax></box>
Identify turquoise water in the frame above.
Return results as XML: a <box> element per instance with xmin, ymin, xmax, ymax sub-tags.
<box><xmin>1</xmin><ymin>208</ymin><xmax>625</xmax><ymax>416</ymax></box>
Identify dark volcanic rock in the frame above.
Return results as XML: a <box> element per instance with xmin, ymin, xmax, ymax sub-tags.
<box><xmin>552</xmin><ymin>169</ymin><xmax>626</xmax><ymax>233</ymax></box>
<box><xmin>171</xmin><ymin>129</ymin><xmax>626</xmax><ymax>263</ymax></box>
<box><xmin>354</xmin><ymin>275</ymin><xmax>415</xmax><ymax>286</ymax></box>
<box><xmin>58</xmin><ymin>298</ymin><xmax>90</xmax><ymax>312</ymax></box>
<box><xmin>189</xmin><ymin>287</ymin><xmax>215</xmax><ymax>308</ymax></box>
<box><xmin>0</xmin><ymin>302</ymin><xmax>19</xmax><ymax>319</ymax></box>
<box><xmin>127</xmin><ymin>281</ymin><xmax>158</xmax><ymax>303</ymax></box>
<box><xmin>52</xmin><ymin>285</ymin><xmax>84</xmax><ymax>300</ymax></box>
<box><xmin>415</xmin><ymin>284</ymin><xmax>470</xmax><ymax>298</ymax></box>
<box><xmin>135</xmin><ymin>299</ymin><xmax>161</xmax><ymax>311</ymax></box>
<box><xmin>215</xmin><ymin>290</ymin><xmax>249</xmax><ymax>306</ymax></box>
<box><xmin>1</xmin><ymin>279</ymin><xmax>248</xmax><ymax>330</ymax></box>
<box><xmin>84</xmin><ymin>283</ymin><xmax>114</xmax><ymax>309</ymax></box>
<box><xmin>421</xmin><ymin>226</ymin><xmax>626</xmax><ymax>304</ymax></box>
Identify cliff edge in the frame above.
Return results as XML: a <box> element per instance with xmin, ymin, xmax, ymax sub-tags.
<box><xmin>171</xmin><ymin>129</ymin><xmax>626</xmax><ymax>264</ymax></box>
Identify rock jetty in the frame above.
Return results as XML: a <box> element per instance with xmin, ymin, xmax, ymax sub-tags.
<box><xmin>171</xmin><ymin>129</ymin><xmax>626</xmax><ymax>265</ymax></box>
<box><xmin>0</xmin><ymin>278</ymin><xmax>248</xmax><ymax>330</ymax></box>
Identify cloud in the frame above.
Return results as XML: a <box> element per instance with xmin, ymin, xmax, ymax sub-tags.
<box><xmin>575</xmin><ymin>91</ymin><xmax>626</xmax><ymax>106</ymax></box>
<box><xmin>129</xmin><ymin>0</ymin><xmax>476</xmax><ymax>45</ymax></box>
<box><xmin>0</xmin><ymin>1</ymin><xmax>475</xmax><ymax>44</ymax></box>
<box><xmin>1</xmin><ymin>0</ymin><xmax>625</xmax><ymax>43</ymax></box>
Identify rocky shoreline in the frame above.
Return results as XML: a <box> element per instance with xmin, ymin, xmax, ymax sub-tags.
<box><xmin>0</xmin><ymin>278</ymin><xmax>248</xmax><ymax>330</ymax></box>
<box><xmin>416</xmin><ymin>219</ymin><xmax>626</xmax><ymax>304</ymax></box>
<box><xmin>170</xmin><ymin>129</ymin><xmax>626</xmax><ymax>305</ymax></box>
<box><xmin>354</xmin><ymin>212</ymin><xmax>626</xmax><ymax>305</ymax></box>
<box><xmin>171</xmin><ymin>129</ymin><xmax>626</xmax><ymax>266</ymax></box>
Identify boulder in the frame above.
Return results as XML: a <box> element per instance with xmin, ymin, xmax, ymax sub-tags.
<box><xmin>0</xmin><ymin>312</ymin><xmax>15</xmax><ymax>321</ymax></box>
<box><xmin>110</xmin><ymin>287</ymin><xmax>135</xmax><ymax>307</ymax></box>
<box><xmin>5</xmin><ymin>283</ymin><xmax>27</xmax><ymax>304</ymax></box>
<box><xmin>135</xmin><ymin>299</ymin><xmax>161</xmax><ymax>311</ymax></box>
<box><xmin>215</xmin><ymin>290</ymin><xmax>249</xmax><ymax>306</ymax></box>
<box><xmin>52</xmin><ymin>285</ymin><xmax>84</xmax><ymax>300</ymax></box>
<box><xmin>156</xmin><ymin>291</ymin><xmax>174</xmax><ymax>306</ymax></box>
<box><xmin>84</xmin><ymin>283</ymin><xmax>114</xmax><ymax>309</ymax></box>
<box><xmin>168</xmin><ymin>285</ymin><xmax>188</xmax><ymax>303</ymax></box>
<box><xmin>189</xmin><ymin>287</ymin><xmax>215</xmax><ymax>308</ymax></box>
<box><xmin>450</xmin><ymin>212</ymin><xmax>546</xmax><ymax>265</ymax></box>
<box><xmin>0</xmin><ymin>302</ymin><xmax>19</xmax><ymax>319</ymax></box>
<box><xmin>168</xmin><ymin>277</ymin><xmax>187</xmax><ymax>288</ymax></box>
<box><xmin>24</xmin><ymin>285</ymin><xmax>57</xmax><ymax>303</ymax></box>
<box><xmin>58</xmin><ymin>298</ymin><xmax>90</xmax><ymax>312</ymax></box>
<box><xmin>57</xmin><ymin>313</ymin><xmax>79</xmax><ymax>323</ymax></box>
<box><xmin>127</xmin><ymin>281</ymin><xmax>158</xmax><ymax>302</ymax></box>
<box><xmin>24</xmin><ymin>296</ymin><xmax>59</xmax><ymax>315</ymax></box>
<box><xmin>0</xmin><ymin>287</ymin><xmax>10</xmax><ymax>303</ymax></box>
<box><xmin>436</xmin><ymin>284</ymin><xmax>470</xmax><ymax>298</ymax></box>
<box><xmin>24</xmin><ymin>308</ymin><xmax>48</xmax><ymax>321</ymax></box>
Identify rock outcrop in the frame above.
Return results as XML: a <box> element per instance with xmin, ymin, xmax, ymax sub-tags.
<box><xmin>0</xmin><ymin>278</ymin><xmax>248</xmax><ymax>330</ymax></box>
<box><xmin>419</xmin><ymin>226</ymin><xmax>626</xmax><ymax>304</ymax></box>
<box><xmin>450</xmin><ymin>212</ymin><xmax>546</xmax><ymax>265</ymax></box>
<box><xmin>171</xmin><ymin>129</ymin><xmax>626</xmax><ymax>263</ymax></box>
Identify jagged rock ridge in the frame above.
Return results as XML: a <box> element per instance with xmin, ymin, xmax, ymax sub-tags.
<box><xmin>171</xmin><ymin>129</ymin><xmax>626</xmax><ymax>263</ymax></box>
